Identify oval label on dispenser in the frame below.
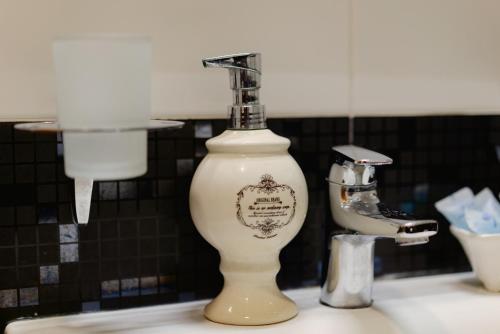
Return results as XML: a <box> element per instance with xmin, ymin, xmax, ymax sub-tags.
<box><xmin>236</xmin><ymin>174</ymin><xmax>296</xmax><ymax>239</ymax></box>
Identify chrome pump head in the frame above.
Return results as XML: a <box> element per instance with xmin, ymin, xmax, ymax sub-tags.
<box><xmin>202</xmin><ymin>52</ymin><xmax>266</xmax><ymax>130</ymax></box>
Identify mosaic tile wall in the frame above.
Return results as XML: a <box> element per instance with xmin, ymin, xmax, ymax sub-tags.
<box><xmin>0</xmin><ymin>116</ymin><xmax>499</xmax><ymax>329</ymax></box>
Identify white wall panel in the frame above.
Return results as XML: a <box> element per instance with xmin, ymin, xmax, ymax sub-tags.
<box><xmin>0</xmin><ymin>0</ymin><xmax>350</xmax><ymax>120</ymax></box>
<box><xmin>351</xmin><ymin>0</ymin><xmax>500</xmax><ymax>116</ymax></box>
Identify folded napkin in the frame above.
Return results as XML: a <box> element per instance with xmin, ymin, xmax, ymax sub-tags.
<box><xmin>435</xmin><ymin>187</ymin><xmax>500</xmax><ymax>234</ymax></box>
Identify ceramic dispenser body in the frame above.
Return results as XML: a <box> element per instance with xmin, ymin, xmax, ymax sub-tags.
<box><xmin>190</xmin><ymin>130</ymin><xmax>308</xmax><ymax>325</ymax></box>
<box><xmin>189</xmin><ymin>53</ymin><xmax>308</xmax><ymax>325</ymax></box>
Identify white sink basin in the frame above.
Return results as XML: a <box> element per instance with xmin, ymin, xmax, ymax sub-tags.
<box><xmin>6</xmin><ymin>273</ymin><xmax>500</xmax><ymax>334</ymax></box>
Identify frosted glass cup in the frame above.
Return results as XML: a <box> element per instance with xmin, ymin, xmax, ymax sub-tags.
<box><xmin>53</xmin><ymin>36</ymin><xmax>151</xmax><ymax>180</ymax></box>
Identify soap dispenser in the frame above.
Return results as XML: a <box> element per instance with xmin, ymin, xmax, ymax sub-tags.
<box><xmin>189</xmin><ymin>53</ymin><xmax>308</xmax><ymax>325</ymax></box>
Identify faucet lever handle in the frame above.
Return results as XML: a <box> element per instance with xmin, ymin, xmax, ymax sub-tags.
<box><xmin>332</xmin><ymin>145</ymin><xmax>393</xmax><ymax>166</ymax></box>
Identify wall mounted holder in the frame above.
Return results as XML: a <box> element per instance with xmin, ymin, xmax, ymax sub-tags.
<box><xmin>14</xmin><ymin>119</ymin><xmax>183</xmax><ymax>224</ymax></box>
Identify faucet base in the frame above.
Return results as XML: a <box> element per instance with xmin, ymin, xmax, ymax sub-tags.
<box><xmin>320</xmin><ymin>233</ymin><xmax>376</xmax><ymax>308</ymax></box>
<box><xmin>319</xmin><ymin>298</ymin><xmax>373</xmax><ymax>309</ymax></box>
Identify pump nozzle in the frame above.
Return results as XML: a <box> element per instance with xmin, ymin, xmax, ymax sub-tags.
<box><xmin>202</xmin><ymin>53</ymin><xmax>261</xmax><ymax>90</ymax></box>
<box><xmin>202</xmin><ymin>52</ymin><xmax>266</xmax><ymax>129</ymax></box>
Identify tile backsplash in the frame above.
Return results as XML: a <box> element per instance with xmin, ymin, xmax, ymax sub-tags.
<box><xmin>0</xmin><ymin>115</ymin><xmax>498</xmax><ymax>328</ymax></box>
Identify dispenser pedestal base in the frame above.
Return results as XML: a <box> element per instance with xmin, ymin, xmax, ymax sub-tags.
<box><xmin>204</xmin><ymin>284</ymin><xmax>297</xmax><ymax>325</ymax></box>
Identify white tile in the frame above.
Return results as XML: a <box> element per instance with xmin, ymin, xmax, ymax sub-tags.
<box><xmin>59</xmin><ymin>224</ymin><xmax>78</xmax><ymax>243</ymax></box>
<box><xmin>60</xmin><ymin>243</ymin><xmax>79</xmax><ymax>263</ymax></box>
<box><xmin>40</xmin><ymin>265</ymin><xmax>59</xmax><ymax>284</ymax></box>
<box><xmin>19</xmin><ymin>287</ymin><xmax>38</xmax><ymax>306</ymax></box>
<box><xmin>0</xmin><ymin>289</ymin><xmax>17</xmax><ymax>308</ymax></box>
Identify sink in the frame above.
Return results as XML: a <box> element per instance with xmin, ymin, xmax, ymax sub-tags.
<box><xmin>6</xmin><ymin>273</ymin><xmax>500</xmax><ymax>334</ymax></box>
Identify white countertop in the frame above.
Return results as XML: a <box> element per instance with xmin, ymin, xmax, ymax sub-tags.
<box><xmin>6</xmin><ymin>272</ymin><xmax>500</xmax><ymax>334</ymax></box>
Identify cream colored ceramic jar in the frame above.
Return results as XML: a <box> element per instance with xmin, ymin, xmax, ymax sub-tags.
<box><xmin>189</xmin><ymin>129</ymin><xmax>308</xmax><ymax>325</ymax></box>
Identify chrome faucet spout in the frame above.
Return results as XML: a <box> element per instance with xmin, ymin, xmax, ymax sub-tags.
<box><xmin>321</xmin><ymin>145</ymin><xmax>439</xmax><ymax>308</ymax></box>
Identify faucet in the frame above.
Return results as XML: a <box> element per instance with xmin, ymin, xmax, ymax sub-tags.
<box><xmin>320</xmin><ymin>145</ymin><xmax>438</xmax><ymax>308</ymax></box>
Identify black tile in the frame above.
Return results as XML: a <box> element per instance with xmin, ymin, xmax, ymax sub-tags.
<box><xmin>38</xmin><ymin>205</ymin><xmax>58</xmax><ymax>224</ymax></box>
<box><xmin>35</xmin><ymin>143</ymin><xmax>57</xmax><ymax>162</ymax></box>
<box><xmin>158</xmin><ymin>217</ymin><xmax>176</xmax><ymax>236</ymax></box>
<box><xmin>79</xmin><ymin>223</ymin><xmax>98</xmax><ymax>242</ymax></box>
<box><xmin>144</xmin><ymin>162</ymin><xmax>157</xmax><ymax>178</ymax></box>
<box><xmin>100</xmin><ymin>220</ymin><xmax>118</xmax><ymax>239</ymax></box>
<box><xmin>18</xmin><ymin>266</ymin><xmax>38</xmax><ymax>286</ymax></box>
<box><xmin>302</xmin><ymin>119</ymin><xmax>317</xmax><ymax>134</ymax></box>
<box><xmin>79</xmin><ymin>242</ymin><xmax>99</xmax><ymax>262</ymax></box>
<box><xmin>59</xmin><ymin>263</ymin><xmax>79</xmax><ymax>283</ymax></box>
<box><xmin>17</xmin><ymin>206</ymin><xmax>36</xmax><ymax>225</ymax></box>
<box><xmin>119</xmin><ymin>220</ymin><xmax>137</xmax><ymax>239</ymax></box>
<box><xmin>139</xmin><ymin>200</ymin><xmax>156</xmax><ymax>215</ymax></box>
<box><xmin>0</xmin><ymin>268</ymin><xmax>17</xmax><ymax>288</ymax></box>
<box><xmin>12</xmin><ymin>184</ymin><xmax>36</xmax><ymax>205</ymax></box>
<box><xmin>157</xmin><ymin>160</ymin><xmax>176</xmax><ymax>178</ymax></box>
<box><xmin>157</xmin><ymin>140</ymin><xmax>175</xmax><ymax>158</ymax></box>
<box><xmin>99</xmin><ymin>182</ymin><xmax>117</xmax><ymax>201</ymax></box>
<box><xmin>119</xmin><ymin>181</ymin><xmax>137</xmax><ymax>200</ymax></box>
<box><xmin>55</xmin><ymin>204</ymin><xmax>72</xmax><ymax>225</ymax></box>
<box><xmin>15</xmin><ymin>143</ymin><xmax>34</xmax><ymax>163</ymax></box>
<box><xmin>101</xmin><ymin>241</ymin><xmax>119</xmax><ymax>259</ymax></box>
<box><xmin>175</xmin><ymin>140</ymin><xmax>193</xmax><ymax>158</ymax></box>
<box><xmin>39</xmin><ymin>244</ymin><xmax>59</xmax><ymax>264</ymax></box>
<box><xmin>14</xmin><ymin>130</ymin><xmax>34</xmax><ymax>143</ymax></box>
<box><xmin>194</xmin><ymin>140</ymin><xmax>208</xmax><ymax>158</ymax></box>
<box><xmin>39</xmin><ymin>286</ymin><xmax>59</xmax><ymax>304</ymax></box>
<box><xmin>60</xmin><ymin>284</ymin><xmax>80</xmax><ymax>302</ymax></box>
<box><xmin>0</xmin><ymin>248</ymin><xmax>16</xmax><ymax>267</ymax></box>
<box><xmin>0</xmin><ymin>227</ymin><xmax>15</xmax><ymax>246</ymax></box>
<box><xmin>159</xmin><ymin>256</ymin><xmax>177</xmax><ymax>275</ymax></box>
<box><xmin>138</xmin><ymin>180</ymin><xmax>155</xmax><ymax>199</ymax></box>
<box><xmin>120</xmin><ymin>239</ymin><xmax>138</xmax><ymax>258</ymax></box>
<box><xmin>38</xmin><ymin>225</ymin><xmax>58</xmax><ymax>243</ymax></box>
<box><xmin>140</xmin><ymin>238</ymin><xmax>158</xmax><ymax>256</ymax></box>
<box><xmin>118</xmin><ymin>200</ymin><xmax>138</xmax><ymax>218</ymax></box>
<box><xmin>0</xmin><ymin>125</ymin><xmax>13</xmax><ymax>142</ymax></box>
<box><xmin>147</xmin><ymin>140</ymin><xmax>157</xmax><ymax>159</ymax></box>
<box><xmin>98</xmin><ymin>202</ymin><xmax>118</xmax><ymax>218</ymax></box>
<box><xmin>37</xmin><ymin>164</ymin><xmax>56</xmax><ymax>183</ymax></box>
<box><xmin>80</xmin><ymin>262</ymin><xmax>99</xmax><ymax>281</ymax></box>
<box><xmin>101</xmin><ymin>261</ymin><xmax>118</xmax><ymax>280</ymax></box>
<box><xmin>57</xmin><ymin>184</ymin><xmax>72</xmax><ymax>203</ymax></box>
<box><xmin>17</xmin><ymin>226</ymin><xmax>37</xmax><ymax>245</ymax></box>
<box><xmin>37</xmin><ymin>184</ymin><xmax>57</xmax><ymax>203</ymax></box>
<box><xmin>158</xmin><ymin>180</ymin><xmax>175</xmax><ymax>197</ymax></box>
<box><xmin>140</xmin><ymin>257</ymin><xmax>157</xmax><ymax>276</ymax></box>
<box><xmin>168</xmin><ymin>121</ymin><xmax>193</xmax><ymax>138</ymax></box>
<box><xmin>0</xmin><ymin>165</ymin><xmax>14</xmax><ymax>184</ymax></box>
<box><xmin>120</xmin><ymin>260</ymin><xmax>139</xmax><ymax>277</ymax></box>
<box><xmin>18</xmin><ymin>246</ymin><xmax>37</xmax><ymax>265</ymax></box>
<box><xmin>139</xmin><ymin>219</ymin><xmax>156</xmax><ymax>237</ymax></box>
<box><xmin>0</xmin><ymin>207</ymin><xmax>15</xmax><ymax>226</ymax></box>
<box><xmin>35</xmin><ymin>132</ymin><xmax>57</xmax><ymax>143</ymax></box>
<box><xmin>0</xmin><ymin>144</ymin><xmax>13</xmax><ymax>164</ymax></box>
<box><xmin>159</xmin><ymin>237</ymin><xmax>176</xmax><ymax>255</ymax></box>
<box><xmin>80</xmin><ymin>280</ymin><xmax>100</xmax><ymax>300</ymax></box>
